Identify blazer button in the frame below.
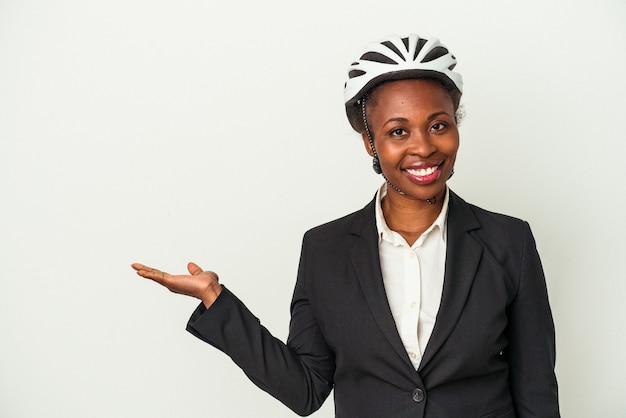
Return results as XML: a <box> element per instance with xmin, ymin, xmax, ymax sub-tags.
<box><xmin>412</xmin><ymin>388</ymin><xmax>425</xmax><ymax>403</ymax></box>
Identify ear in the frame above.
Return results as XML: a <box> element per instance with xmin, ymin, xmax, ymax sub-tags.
<box><xmin>361</xmin><ymin>132</ymin><xmax>375</xmax><ymax>157</ymax></box>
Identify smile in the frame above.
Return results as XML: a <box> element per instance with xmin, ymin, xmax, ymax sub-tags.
<box><xmin>405</xmin><ymin>166</ymin><xmax>438</xmax><ymax>177</ymax></box>
<box><xmin>403</xmin><ymin>163</ymin><xmax>442</xmax><ymax>185</ymax></box>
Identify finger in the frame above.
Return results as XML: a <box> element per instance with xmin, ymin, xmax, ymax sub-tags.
<box><xmin>131</xmin><ymin>263</ymin><xmax>157</xmax><ymax>277</ymax></box>
<box><xmin>131</xmin><ymin>263</ymin><xmax>162</xmax><ymax>277</ymax></box>
<box><xmin>131</xmin><ymin>263</ymin><xmax>148</xmax><ymax>271</ymax></box>
<box><xmin>133</xmin><ymin>265</ymin><xmax>170</xmax><ymax>285</ymax></box>
<box><xmin>188</xmin><ymin>262</ymin><xmax>203</xmax><ymax>275</ymax></box>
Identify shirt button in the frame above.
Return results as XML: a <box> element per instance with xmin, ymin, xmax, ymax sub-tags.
<box><xmin>412</xmin><ymin>388</ymin><xmax>425</xmax><ymax>402</ymax></box>
<box><xmin>408</xmin><ymin>352</ymin><xmax>417</xmax><ymax>359</ymax></box>
<box><xmin>410</xmin><ymin>301</ymin><xmax>417</xmax><ymax>309</ymax></box>
<box><xmin>409</xmin><ymin>252</ymin><xmax>415</xmax><ymax>258</ymax></box>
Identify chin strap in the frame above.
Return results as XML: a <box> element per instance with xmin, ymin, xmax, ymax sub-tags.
<box><xmin>361</xmin><ymin>97</ymin><xmax>383</xmax><ymax>175</ymax></box>
<box><xmin>361</xmin><ymin>97</ymin><xmax>406</xmax><ymax>195</ymax></box>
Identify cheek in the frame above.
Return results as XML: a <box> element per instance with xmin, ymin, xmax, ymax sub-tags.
<box><xmin>449</xmin><ymin>142</ymin><xmax>460</xmax><ymax>158</ymax></box>
<box><xmin>444</xmin><ymin>133</ymin><xmax>460</xmax><ymax>156</ymax></box>
<box><xmin>375</xmin><ymin>141</ymin><xmax>404</xmax><ymax>162</ymax></box>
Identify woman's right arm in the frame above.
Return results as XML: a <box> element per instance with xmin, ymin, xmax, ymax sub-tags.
<box><xmin>186</xmin><ymin>285</ymin><xmax>334</xmax><ymax>416</ymax></box>
<box><xmin>132</xmin><ymin>238</ymin><xmax>335</xmax><ymax>416</ymax></box>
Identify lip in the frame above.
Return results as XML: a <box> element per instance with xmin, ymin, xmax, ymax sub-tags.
<box><xmin>402</xmin><ymin>162</ymin><xmax>443</xmax><ymax>185</ymax></box>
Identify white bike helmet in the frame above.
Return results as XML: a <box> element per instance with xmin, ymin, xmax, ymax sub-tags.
<box><xmin>344</xmin><ymin>34</ymin><xmax>463</xmax><ymax>132</ymax></box>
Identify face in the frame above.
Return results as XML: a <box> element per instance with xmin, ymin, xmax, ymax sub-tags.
<box><xmin>362</xmin><ymin>79</ymin><xmax>459</xmax><ymax>202</ymax></box>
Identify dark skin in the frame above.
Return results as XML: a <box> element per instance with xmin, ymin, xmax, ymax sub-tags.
<box><xmin>133</xmin><ymin>78</ymin><xmax>460</xmax><ymax>301</ymax></box>
<box><xmin>362</xmin><ymin>79</ymin><xmax>459</xmax><ymax>245</ymax></box>
<box><xmin>131</xmin><ymin>262</ymin><xmax>222</xmax><ymax>308</ymax></box>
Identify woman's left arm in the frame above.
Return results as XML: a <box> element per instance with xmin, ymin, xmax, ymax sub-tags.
<box><xmin>504</xmin><ymin>222</ymin><xmax>560</xmax><ymax>417</ymax></box>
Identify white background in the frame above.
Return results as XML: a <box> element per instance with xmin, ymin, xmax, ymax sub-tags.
<box><xmin>1</xmin><ymin>0</ymin><xmax>625</xmax><ymax>416</ymax></box>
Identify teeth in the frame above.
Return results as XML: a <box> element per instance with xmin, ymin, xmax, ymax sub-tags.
<box><xmin>406</xmin><ymin>166</ymin><xmax>438</xmax><ymax>177</ymax></box>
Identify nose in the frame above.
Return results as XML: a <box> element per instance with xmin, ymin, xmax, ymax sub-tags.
<box><xmin>407</xmin><ymin>131</ymin><xmax>437</xmax><ymax>157</ymax></box>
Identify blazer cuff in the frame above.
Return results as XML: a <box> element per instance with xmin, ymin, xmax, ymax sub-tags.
<box><xmin>185</xmin><ymin>286</ymin><xmax>261</xmax><ymax>353</ymax></box>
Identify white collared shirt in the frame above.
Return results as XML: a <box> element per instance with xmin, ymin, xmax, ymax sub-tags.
<box><xmin>375</xmin><ymin>183</ymin><xmax>449</xmax><ymax>370</ymax></box>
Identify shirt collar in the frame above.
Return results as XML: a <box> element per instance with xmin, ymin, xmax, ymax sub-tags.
<box><xmin>374</xmin><ymin>183</ymin><xmax>449</xmax><ymax>248</ymax></box>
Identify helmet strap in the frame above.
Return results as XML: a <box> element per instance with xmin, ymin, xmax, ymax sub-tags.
<box><xmin>361</xmin><ymin>97</ymin><xmax>405</xmax><ymax>196</ymax></box>
<box><xmin>361</xmin><ymin>97</ymin><xmax>382</xmax><ymax>175</ymax></box>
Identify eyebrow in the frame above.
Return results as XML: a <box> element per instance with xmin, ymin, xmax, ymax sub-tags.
<box><xmin>382</xmin><ymin>117</ymin><xmax>409</xmax><ymax>126</ymax></box>
<box><xmin>382</xmin><ymin>111</ymin><xmax>452</xmax><ymax>127</ymax></box>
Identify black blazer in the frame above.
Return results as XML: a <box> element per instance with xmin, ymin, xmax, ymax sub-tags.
<box><xmin>187</xmin><ymin>191</ymin><xmax>559</xmax><ymax>417</ymax></box>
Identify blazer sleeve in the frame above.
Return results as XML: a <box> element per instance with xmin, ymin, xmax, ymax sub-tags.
<box><xmin>186</xmin><ymin>236</ymin><xmax>335</xmax><ymax>416</ymax></box>
<box><xmin>504</xmin><ymin>222</ymin><xmax>560</xmax><ymax>417</ymax></box>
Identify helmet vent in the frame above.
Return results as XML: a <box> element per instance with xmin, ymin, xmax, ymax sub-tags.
<box><xmin>401</xmin><ymin>37</ymin><xmax>410</xmax><ymax>51</ymax></box>
<box><xmin>360</xmin><ymin>52</ymin><xmax>398</xmax><ymax>65</ymax></box>
<box><xmin>381</xmin><ymin>40</ymin><xmax>405</xmax><ymax>61</ymax></box>
<box><xmin>349</xmin><ymin>69</ymin><xmax>367</xmax><ymax>79</ymax></box>
<box><xmin>413</xmin><ymin>38</ymin><xmax>428</xmax><ymax>60</ymax></box>
<box><xmin>421</xmin><ymin>46</ymin><xmax>449</xmax><ymax>63</ymax></box>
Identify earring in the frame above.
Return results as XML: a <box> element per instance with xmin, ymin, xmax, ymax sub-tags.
<box><xmin>448</xmin><ymin>168</ymin><xmax>455</xmax><ymax>179</ymax></box>
<box><xmin>372</xmin><ymin>157</ymin><xmax>382</xmax><ymax>174</ymax></box>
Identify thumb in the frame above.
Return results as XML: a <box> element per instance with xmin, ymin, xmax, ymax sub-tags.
<box><xmin>187</xmin><ymin>262</ymin><xmax>203</xmax><ymax>275</ymax></box>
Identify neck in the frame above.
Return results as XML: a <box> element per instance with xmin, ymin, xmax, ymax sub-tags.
<box><xmin>381</xmin><ymin>187</ymin><xmax>445</xmax><ymax>242</ymax></box>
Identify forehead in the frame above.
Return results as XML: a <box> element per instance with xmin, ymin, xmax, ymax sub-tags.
<box><xmin>368</xmin><ymin>78</ymin><xmax>454</xmax><ymax>111</ymax></box>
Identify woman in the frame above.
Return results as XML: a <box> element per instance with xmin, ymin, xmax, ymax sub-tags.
<box><xmin>132</xmin><ymin>34</ymin><xmax>559</xmax><ymax>417</ymax></box>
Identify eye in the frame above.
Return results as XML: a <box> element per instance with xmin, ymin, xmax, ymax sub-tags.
<box><xmin>389</xmin><ymin>128</ymin><xmax>407</xmax><ymax>137</ymax></box>
<box><xmin>430</xmin><ymin>122</ymin><xmax>448</xmax><ymax>132</ymax></box>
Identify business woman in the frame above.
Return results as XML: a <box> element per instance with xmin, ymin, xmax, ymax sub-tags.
<box><xmin>132</xmin><ymin>34</ymin><xmax>560</xmax><ymax>417</ymax></box>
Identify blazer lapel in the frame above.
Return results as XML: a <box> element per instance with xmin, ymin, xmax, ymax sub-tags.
<box><xmin>419</xmin><ymin>191</ymin><xmax>483</xmax><ymax>371</ymax></box>
<box><xmin>349</xmin><ymin>200</ymin><xmax>415</xmax><ymax>370</ymax></box>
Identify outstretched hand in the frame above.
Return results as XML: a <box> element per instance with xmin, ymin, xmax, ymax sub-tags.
<box><xmin>131</xmin><ymin>262</ymin><xmax>222</xmax><ymax>308</ymax></box>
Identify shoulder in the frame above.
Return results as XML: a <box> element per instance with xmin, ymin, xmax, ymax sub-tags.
<box><xmin>449</xmin><ymin>190</ymin><xmax>536</xmax><ymax>260</ymax></box>
<box><xmin>302</xmin><ymin>198</ymin><xmax>376</xmax><ymax>246</ymax></box>
<box><xmin>449</xmin><ymin>190</ymin><xmax>529</xmax><ymax>236</ymax></box>
<box><xmin>449</xmin><ymin>191</ymin><xmax>538</xmax><ymax>275</ymax></box>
